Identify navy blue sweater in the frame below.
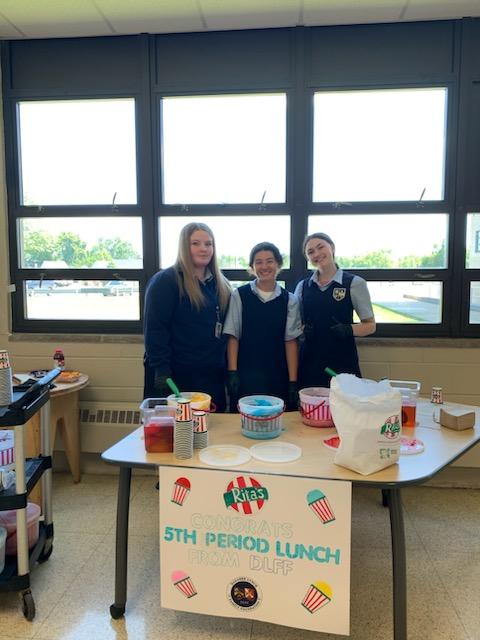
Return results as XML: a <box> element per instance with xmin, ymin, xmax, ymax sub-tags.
<box><xmin>144</xmin><ymin>267</ymin><xmax>227</xmax><ymax>376</ymax></box>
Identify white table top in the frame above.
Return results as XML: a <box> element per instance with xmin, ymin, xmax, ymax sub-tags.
<box><xmin>101</xmin><ymin>399</ymin><xmax>480</xmax><ymax>487</ymax></box>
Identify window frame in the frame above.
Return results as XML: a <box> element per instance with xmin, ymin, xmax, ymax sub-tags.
<box><xmin>2</xmin><ymin>23</ymin><xmax>479</xmax><ymax>337</ymax></box>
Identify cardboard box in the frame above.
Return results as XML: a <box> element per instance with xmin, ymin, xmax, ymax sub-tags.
<box><xmin>439</xmin><ymin>408</ymin><xmax>475</xmax><ymax>431</ymax></box>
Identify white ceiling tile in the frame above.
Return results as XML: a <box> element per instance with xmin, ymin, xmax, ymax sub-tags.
<box><xmin>404</xmin><ymin>0</ymin><xmax>480</xmax><ymax>21</ymax></box>
<box><xmin>0</xmin><ymin>0</ymin><xmax>478</xmax><ymax>40</ymax></box>
<box><xmin>0</xmin><ymin>13</ymin><xmax>26</xmax><ymax>38</ymax></box>
<box><xmin>303</xmin><ymin>0</ymin><xmax>405</xmax><ymax>26</ymax></box>
<box><xmin>95</xmin><ymin>0</ymin><xmax>204</xmax><ymax>34</ymax></box>
<box><xmin>200</xmin><ymin>0</ymin><xmax>301</xmax><ymax>30</ymax></box>
<box><xmin>0</xmin><ymin>0</ymin><xmax>111</xmax><ymax>38</ymax></box>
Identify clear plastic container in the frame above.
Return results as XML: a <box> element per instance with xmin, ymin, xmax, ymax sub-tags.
<box><xmin>388</xmin><ymin>380</ymin><xmax>421</xmax><ymax>428</ymax></box>
<box><xmin>0</xmin><ymin>502</ymin><xmax>41</xmax><ymax>556</ymax></box>
<box><xmin>139</xmin><ymin>398</ymin><xmax>176</xmax><ymax>425</ymax></box>
<box><xmin>144</xmin><ymin>416</ymin><xmax>175</xmax><ymax>453</ymax></box>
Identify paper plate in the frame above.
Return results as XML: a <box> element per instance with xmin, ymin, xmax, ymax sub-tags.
<box><xmin>400</xmin><ymin>436</ymin><xmax>425</xmax><ymax>455</ymax></box>
<box><xmin>249</xmin><ymin>442</ymin><xmax>302</xmax><ymax>463</ymax></box>
<box><xmin>199</xmin><ymin>445</ymin><xmax>251</xmax><ymax>467</ymax></box>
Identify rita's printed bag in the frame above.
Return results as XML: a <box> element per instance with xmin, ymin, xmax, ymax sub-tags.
<box><xmin>329</xmin><ymin>374</ymin><xmax>402</xmax><ymax>476</ymax></box>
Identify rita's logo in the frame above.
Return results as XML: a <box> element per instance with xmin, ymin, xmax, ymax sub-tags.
<box><xmin>381</xmin><ymin>415</ymin><xmax>401</xmax><ymax>439</ymax></box>
<box><xmin>332</xmin><ymin>287</ymin><xmax>346</xmax><ymax>301</ymax></box>
<box><xmin>223</xmin><ymin>476</ymin><xmax>269</xmax><ymax>515</ymax></box>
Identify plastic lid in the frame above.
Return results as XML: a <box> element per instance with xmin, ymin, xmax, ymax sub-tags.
<box><xmin>249</xmin><ymin>442</ymin><xmax>301</xmax><ymax>463</ymax></box>
<box><xmin>199</xmin><ymin>445</ymin><xmax>251</xmax><ymax>467</ymax></box>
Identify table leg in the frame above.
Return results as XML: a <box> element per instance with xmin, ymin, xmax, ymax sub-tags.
<box><xmin>52</xmin><ymin>392</ymin><xmax>81</xmax><ymax>482</ymax></box>
<box><xmin>386</xmin><ymin>488</ymin><xmax>407</xmax><ymax>640</ymax></box>
<box><xmin>110</xmin><ymin>466</ymin><xmax>132</xmax><ymax>619</ymax></box>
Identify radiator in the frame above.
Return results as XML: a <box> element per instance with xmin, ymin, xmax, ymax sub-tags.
<box><xmin>75</xmin><ymin>401</ymin><xmax>141</xmax><ymax>453</ymax></box>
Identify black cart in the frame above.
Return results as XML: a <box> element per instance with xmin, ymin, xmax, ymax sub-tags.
<box><xmin>0</xmin><ymin>368</ymin><xmax>60</xmax><ymax>620</ymax></box>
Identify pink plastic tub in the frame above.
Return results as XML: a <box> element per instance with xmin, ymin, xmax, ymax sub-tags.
<box><xmin>0</xmin><ymin>502</ymin><xmax>41</xmax><ymax>555</ymax></box>
<box><xmin>299</xmin><ymin>387</ymin><xmax>335</xmax><ymax>428</ymax></box>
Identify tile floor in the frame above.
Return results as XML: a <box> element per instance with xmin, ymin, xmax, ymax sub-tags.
<box><xmin>0</xmin><ymin>473</ymin><xmax>479</xmax><ymax>640</ymax></box>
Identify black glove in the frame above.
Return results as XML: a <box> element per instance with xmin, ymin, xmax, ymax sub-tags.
<box><xmin>153</xmin><ymin>370</ymin><xmax>171</xmax><ymax>398</ymax></box>
<box><xmin>226</xmin><ymin>371</ymin><xmax>240</xmax><ymax>412</ymax></box>
<box><xmin>287</xmin><ymin>381</ymin><xmax>299</xmax><ymax>411</ymax></box>
<box><xmin>227</xmin><ymin>371</ymin><xmax>240</xmax><ymax>396</ymax></box>
<box><xmin>330</xmin><ymin>317</ymin><xmax>353</xmax><ymax>340</ymax></box>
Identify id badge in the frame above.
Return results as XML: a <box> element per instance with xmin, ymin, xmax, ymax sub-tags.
<box><xmin>215</xmin><ymin>321</ymin><xmax>223</xmax><ymax>339</ymax></box>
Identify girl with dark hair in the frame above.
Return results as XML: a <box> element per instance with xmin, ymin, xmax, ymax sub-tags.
<box><xmin>223</xmin><ymin>242</ymin><xmax>302</xmax><ymax>411</ymax></box>
<box><xmin>143</xmin><ymin>222</ymin><xmax>231</xmax><ymax>411</ymax></box>
<box><xmin>295</xmin><ymin>232</ymin><xmax>376</xmax><ymax>388</ymax></box>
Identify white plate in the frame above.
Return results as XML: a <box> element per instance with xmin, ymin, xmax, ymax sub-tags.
<box><xmin>199</xmin><ymin>445</ymin><xmax>251</xmax><ymax>467</ymax></box>
<box><xmin>249</xmin><ymin>442</ymin><xmax>302</xmax><ymax>463</ymax></box>
<box><xmin>400</xmin><ymin>436</ymin><xmax>425</xmax><ymax>455</ymax></box>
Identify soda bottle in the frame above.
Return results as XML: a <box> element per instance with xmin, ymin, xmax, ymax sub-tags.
<box><xmin>53</xmin><ymin>348</ymin><xmax>65</xmax><ymax>370</ymax></box>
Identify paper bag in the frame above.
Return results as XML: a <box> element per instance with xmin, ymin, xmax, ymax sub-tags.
<box><xmin>330</xmin><ymin>374</ymin><xmax>402</xmax><ymax>476</ymax></box>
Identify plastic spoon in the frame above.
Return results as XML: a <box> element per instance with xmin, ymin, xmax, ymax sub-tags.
<box><xmin>166</xmin><ymin>377</ymin><xmax>181</xmax><ymax>398</ymax></box>
<box><xmin>324</xmin><ymin>367</ymin><xmax>337</xmax><ymax>378</ymax></box>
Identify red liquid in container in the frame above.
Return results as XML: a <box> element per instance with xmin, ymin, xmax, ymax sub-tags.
<box><xmin>144</xmin><ymin>417</ymin><xmax>174</xmax><ymax>452</ymax></box>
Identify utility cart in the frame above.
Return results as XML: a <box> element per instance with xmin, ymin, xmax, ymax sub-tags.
<box><xmin>0</xmin><ymin>368</ymin><xmax>60</xmax><ymax>620</ymax></box>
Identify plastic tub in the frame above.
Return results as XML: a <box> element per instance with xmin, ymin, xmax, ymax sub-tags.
<box><xmin>299</xmin><ymin>388</ymin><xmax>335</xmax><ymax>428</ymax></box>
<box><xmin>238</xmin><ymin>395</ymin><xmax>284</xmax><ymax>440</ymax></box>
<box><xmin>0</xmin><ymin>502</ymin><xmax>41</xmax><ymax>556</ymax></box>
<box><xmin>139</xmin><ymin>398</ymin><xmax>176</xmax><ymax>424</ymax></box>
<box><xmin>167</xmin><ymin>392</ymin><xmax>212</xmax><ymax>412</ymax></box>
<box><xmin>144</xmin><ymin>416</ymin><xmax>175</xmax><ymax>453</ymax></box>
<box><xmin>0</xmin><ymin>526</ymin><xmax>6</xmax><ymax>573</ymax></box>
<box><xmin>388</xmin><ymin>380</ymin><xmax>421</xmax><ymax>428</ymax></box>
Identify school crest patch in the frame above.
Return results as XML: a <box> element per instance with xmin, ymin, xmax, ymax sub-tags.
<box><xmin>332</xmin><ymin>287</ymin><xmax>346</xmax><ymax>301</ymax></box>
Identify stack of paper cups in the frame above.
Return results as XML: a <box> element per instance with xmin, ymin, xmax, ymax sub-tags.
<box><xmin>193</xmin><ymin>410</ymin><xmax>208</xmax><ymax>449</ymax></box>
<box><xmin>174</xmin><ymin>398</ymin><xmax>193</xmax><ymax>459</ymax></box>
<box><xmin>0</xmin><ymin>351</ymin><xmax>13</xmax><ymax>407</ymax></box>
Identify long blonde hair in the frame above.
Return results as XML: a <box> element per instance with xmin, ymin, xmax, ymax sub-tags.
<box><xmin>173</xmin><ymin>222</ymin><xmax>231</xmax><ymax>312</ymax></box>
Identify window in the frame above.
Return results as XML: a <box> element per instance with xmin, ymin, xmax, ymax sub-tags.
<box><xmin>313</xmin><ymin>88</ymin><xmax>447</xmax><ymax>203</ymax></box>
<box><xmin>308</xmin><ymin>214</ymin><xmax>448</xmax><ymax>270</ymax></box>
<box><xmin>466</xmin><ymin>214</ymin><xmax>480</xmax><ymax>267</ymax></box>
<box><xmin>18</xmin><ymin>218</ymin><xmax>143</xmax><ymax>269</ymax></box>
<box><xmin>161</xmin><ymin>94</ymin><xmax>286</xmax><ymax>204</ymax></box>
<box><xmin>24</xmin><ymin>279</ymin><xmax>140</xmax><ymax>320</ymax></box>
<box><xmin>18</xmin><ymin>99</ymin><xmax>137</xmax><ymax>206</ymax></box>
<box><xmin>470</xmin><ymin>283</ymin><xmax>480</xmax><ymax>324</ymax></box>
<box><xmin>159</xmin><ymin>216</ymin><xmax>290</xmax><ymax>269</ymax></box>
<box><xmin>3</xmin><ymin>26</ymin><xmax>477</xmax><ymax>336</ymax></box>
<box><xmin>367</xmin><ymin>282</ymin><xmax>442</xmax><ymax>325</ymax></box>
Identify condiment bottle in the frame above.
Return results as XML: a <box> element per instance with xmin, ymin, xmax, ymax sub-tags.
<box><xmin>53</xmin><ymin>348</ymin><xmax>65</xmax><ymax>370</ymax></box>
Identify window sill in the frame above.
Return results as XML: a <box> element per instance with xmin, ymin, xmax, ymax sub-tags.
<box><xmin>7</xmin><ymin>333</ymin><xmax>480</xmax><ymax>348</ymax></box>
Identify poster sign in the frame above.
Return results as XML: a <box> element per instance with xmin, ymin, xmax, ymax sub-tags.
<box><xmin>159</xmin><ymin>467</ymin><xmax>352</xmax><ymax>635</ymax></box>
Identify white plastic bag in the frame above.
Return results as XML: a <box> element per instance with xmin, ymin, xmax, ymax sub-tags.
<box><xmin>330</xmin><ymin>374</ymin><xmax>402</xmax><ymax>476</ymax></box>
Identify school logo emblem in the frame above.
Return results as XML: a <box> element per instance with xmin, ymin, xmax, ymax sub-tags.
<box><xmin>223</xmin><ymin>476</ymin><xmax>269</xmax><ymax>514</ymax></box>
<box><xmin>381</xmin><ymin>415</ymin><xmax>401</xmax><ymax>439</ymax></box>
<box><xmin>227</xmin><ymin>578</ymin><xmax>261</xmax><ymax>611</ymax></box>
<box><xmin>332</xmin><ymin>288</ymin><xmax>346</xmax><ymax>301</ymax></box>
